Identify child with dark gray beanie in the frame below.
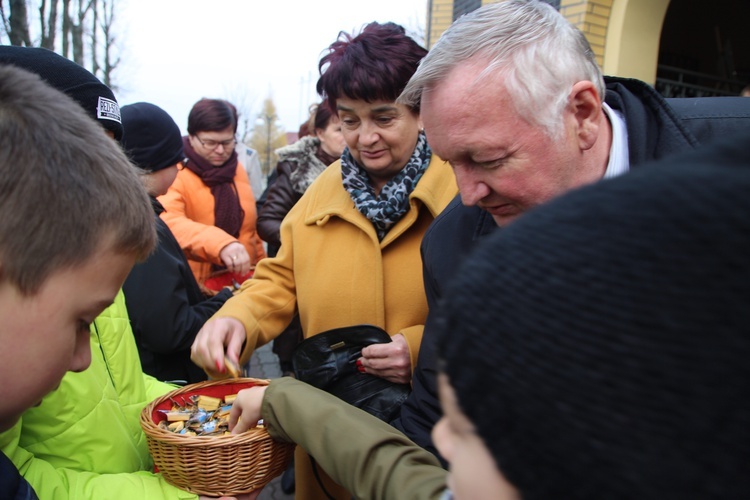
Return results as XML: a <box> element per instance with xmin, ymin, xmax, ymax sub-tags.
<box><xmin>225</xmin><ymin>131</ymin><xmax>750</xmax><ymax>500</ymax></box>
<box><xmin>121</xmin><ymin>102</ymin><xmax>233</xmax><ymax>384</ymax></box>
<box><xmin>435</xmin><ymin>131</ymin><xmax>750</xmax><ymax>499</ymax></box>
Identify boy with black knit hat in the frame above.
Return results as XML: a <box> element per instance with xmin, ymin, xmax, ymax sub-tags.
<box><xmin>225</xmin><ymin>132</ymin><xmax>750</xmax><ymax>499</ymax></box>
<box><xmin>121</xmin><ymin>102</ymin><xmax>232</xmax><ymax>384</ymax></box>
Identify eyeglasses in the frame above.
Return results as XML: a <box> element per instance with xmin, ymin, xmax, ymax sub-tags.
<box><xmin>194</xmin><ymin>135</ymin><xmax>237</xmax><ymax>151</ymax></box>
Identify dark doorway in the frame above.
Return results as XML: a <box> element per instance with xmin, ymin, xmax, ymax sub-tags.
<box><xmin>657</xmin><ymin>0</ymin><xmax>750</xmax><ymax>97</ymax></box>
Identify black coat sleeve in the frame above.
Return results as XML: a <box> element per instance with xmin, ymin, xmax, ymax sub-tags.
<box><xmin>123</xmin><ymin>218</ymin><xmax>232</xmax><ymax>354</ymax></box>
<box><xmin>392</xmin><ymin>196</ymin><xmax>495</xmax><ymax>467</ymax></box>
<box><xmin>256</xmin><ymin>161</ymin><xmax>302</xmax><ymax>248</ymax></box>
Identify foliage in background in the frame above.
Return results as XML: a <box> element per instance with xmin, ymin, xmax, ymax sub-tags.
<box><xmin>249</xmin><ymin>97</ymin><xmax>288</xmax><ymax>176</ymax></box>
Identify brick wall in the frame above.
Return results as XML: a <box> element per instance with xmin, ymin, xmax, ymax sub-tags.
<box><xmin>428</xmin><ymin>0</ymin><xmax>615</xmax><ymax>64</ymax></box>
<box><xmin>427</xmin><ymin>0</ymin><xmax>455</xmax><ymax>48</ymax></box>
<box><xmin>560</xmin><ymin>0</ymin><xmax>612</xmax><ymax>67</ymax></box>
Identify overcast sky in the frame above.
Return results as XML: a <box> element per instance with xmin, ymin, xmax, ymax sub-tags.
<box><xmin>117</xmin><ymin>0</ymin><xmax>428</xmax><ymax>136</ymax></box>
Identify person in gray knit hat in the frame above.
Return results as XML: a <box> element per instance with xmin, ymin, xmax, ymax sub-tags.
<box><xmin>121</xmin><ymin>102</ymin><xmax>233</xmax><ymax>384</ymax></box>
<box><xmin>224</xmin><ymin>132</ymin><xmax>750</xmax><ymax>500</ymax></box>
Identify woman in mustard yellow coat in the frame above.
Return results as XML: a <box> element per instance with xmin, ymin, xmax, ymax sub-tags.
<box><xmin>191</xmin><ymin>22</ymin><xmax>457</xmax><ymax>500</ymax></box>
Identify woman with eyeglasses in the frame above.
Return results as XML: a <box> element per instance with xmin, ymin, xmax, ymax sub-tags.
<box><xmin>159</xmin><ymin>98</ymin><xmax>266</xmax><ymax>293</ymax></box>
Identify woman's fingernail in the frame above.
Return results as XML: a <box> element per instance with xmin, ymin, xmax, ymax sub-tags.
<box><xmin>355</xmin><ymin>359</ymin><xmax>362</xmax><ymax>367</ymax></box>
<box><xmin>358</xmin><ymin>365</ymin><xmax>366</xmax><ymax>373</ymax></box>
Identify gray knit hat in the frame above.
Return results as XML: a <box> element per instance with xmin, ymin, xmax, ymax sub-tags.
<box><xmin>0</xmin><ymin>46</ymin><xmax>123</xmax><ymax>141</ymax></box>
<box><xmin>121</xmin><ymin>102</ymin><xmax>184</xmax><ymax>172</ymax></box>
<box><xmin>437</xmin><ymin>134</ymin><xmax>750</xmax><ymax>499</ymax></box>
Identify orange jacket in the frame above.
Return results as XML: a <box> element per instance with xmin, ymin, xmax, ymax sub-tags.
<box><xmin>158</xmin><ymin>163</ymin><xmax>266</xmax><ymax>286</ymax></box>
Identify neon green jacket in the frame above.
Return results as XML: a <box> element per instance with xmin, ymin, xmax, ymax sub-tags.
<box><xmin>0</xmin><ymin>290</ymin><xmax>197</xmax><ymax>499</ymax></box>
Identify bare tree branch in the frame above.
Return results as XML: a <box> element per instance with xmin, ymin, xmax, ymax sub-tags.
<box><xmin>223</xmin><ymin>83</ymin><xmax>258</xmax><ymax>143</ymax></box>
<box><xmin>7</xmin><ymin>0</ymin><xmax>32</xmax><ymax>46</ymax></box>
<box><xmin>70</xmin><ymin>0</ymin><xmax>94</xmax><ymax>65</ymax></box>
<box><xmin>99</xmin><ymin>0</ymin><xmax>118</xmax><ymax>88</ymax></box>
<box><xmin>90</xmin><ymin>0</ymin><xmax>99</xmax><ymax>76</ymax></box>
<box><xmin>2</xmin><ymin>0</ymin><xmax>123</xmax><ymax>91</ymax></box>
<box><xmin>39</xmin><ymin>0</ymin><xmax>59</xmax><ymax>50</ymax></box>
<box><xmin>0</xmin><ymin>4</ymin><xmax>13</xmax><ymax>43</ymax></box>
<box><xmin>62</xmin><ymin>0</ymin><xmax>71</xmax><ymax>57</ymax></box>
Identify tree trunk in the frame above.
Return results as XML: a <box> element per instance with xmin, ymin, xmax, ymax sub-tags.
<box><xmin>90</xmin><ymin>0</ymin><xmax>99</xmax><ymax>77</ymax></box>
<box><xmin>39</xmin><ymin>0</ymin><xmax>59</xmax><ymax>50</ymax></box>
<box><xmin>71</xmin><ymin>22</ymin><xmax>84</xmax><ymax>64</ymax></box>
<box><xmin>71</xmin><ymin>0</ymin><xmax>93</xmax><ymax>66</ymax></box>
<box><xmin>8</xmin><ymin>0</ymin><xmax>32</xmax><ymax>46</ymax></box>
<box><xmin>100</xmin><ymin>0</ymin><xmax>119</xmax><ymax>89</ymax></box>
<box><xmin>62</xmin><ymin>0</ymin><xmax>71</xmax><ymax>58</ymax></box>
<box><xmin>1</xmin><ymin>0</ymin><xmax>122</xmax><ymax>92</ymax></box>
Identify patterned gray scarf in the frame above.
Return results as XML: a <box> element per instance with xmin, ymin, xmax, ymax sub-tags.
<box><xmin>341</xmin><ymin>132</ymin><xmax>431</xmax><ymax>241</ymax></box>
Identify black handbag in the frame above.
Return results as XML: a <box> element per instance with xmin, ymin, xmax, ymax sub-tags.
<box><xmin>292</xmin><ymin>324</ymin><xmax>411</xmax><ymax>422</ymax></box>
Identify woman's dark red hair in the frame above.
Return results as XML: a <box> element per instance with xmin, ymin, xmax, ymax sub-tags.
<box><xmin>316</xmin><ymin>22</ymin><xmax>427</xmax><ymax>113</ymax></box>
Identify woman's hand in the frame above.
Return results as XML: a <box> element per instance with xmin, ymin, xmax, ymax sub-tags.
<box><xmin>359</xmin><ymin>333</ymin><xmax>411</xmax><ymax>384</ymax></box>
<box><xmin>229</xmin><ymin>386</ymin><xmax>268</xmax><ymax>434</ymax></box>
<box><xmin>191</xmin><ymin>317</ymin><xmax>247</xmax><ymax>378</ymax></box>
<box><xmin>220</xmin><ymin>241</ymin><xmax>252</xmax><ymax>276</ymax></box>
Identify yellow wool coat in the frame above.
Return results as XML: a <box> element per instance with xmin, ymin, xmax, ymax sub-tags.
<box><xmin>158</xmin><ymin>163</ymin><xmax>266</xmax><ymax>286</ymax></box>
<box><xmin>215</xmin><ymin>154</ymin><xmax>456</xmax><ymax>500</ymax></box>
<box><xmin>217</xmin><ymin>154</ymin><xmax>457</xmax><ymax>368</ymax></box>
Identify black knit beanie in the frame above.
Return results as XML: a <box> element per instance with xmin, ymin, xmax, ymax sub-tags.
<box><xmin>121</xmin><ymin>102</ymin><xmax>184</xmax><ymax>172</ymax></box>
<box><xmin>0</xmin><ymin>45</ymin><xmax>123</xmax><ymax>142</ymax></box>
<box><xmin>436</xmin><ymin>134</ymin><xmax>750</xmax><ymax>500</ymax></box>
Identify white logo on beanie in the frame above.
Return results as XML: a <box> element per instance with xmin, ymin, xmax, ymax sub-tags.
<box><xmin>97</xmin><ymin>96</ymin><xmax>121</xmax><ymax>123</ymax></box>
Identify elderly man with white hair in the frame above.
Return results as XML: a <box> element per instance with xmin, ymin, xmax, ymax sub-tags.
<box><xmin>391</xmin><ymin>0</ymin><xmax>750</xmax><ymax>464</ymax></box>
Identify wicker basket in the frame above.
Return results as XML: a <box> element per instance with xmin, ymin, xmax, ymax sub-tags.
<box><xmin>140</xmin><ymin>378</ymin><xmax>295</xmax><ymax>496</ymax></box>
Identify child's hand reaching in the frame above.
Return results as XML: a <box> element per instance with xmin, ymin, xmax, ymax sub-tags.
<box><xmin>197</xmin><ymin>387</ymin><xmax>269</xmax><ymax>499</ymax></box>
<box><xmin>229</xmin><ymin>386</ymin><xmax>268</xmax><ymax>434</ymax></box>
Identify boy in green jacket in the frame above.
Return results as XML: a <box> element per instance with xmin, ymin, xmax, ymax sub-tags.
<box><xmin>0</xmin><ymin>47</ymin><xmax>247</xmax><ymax>500</ymax></box>
<box><xmin>0</xmin><ymin>64</ymin><xmax>156</xmax><ymax>498</ymax></box>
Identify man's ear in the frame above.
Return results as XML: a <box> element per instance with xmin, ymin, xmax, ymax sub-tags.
<box><xmin>568</xmin><ymin>81</ymin><xmax>603</xmax><ymax>151</ymax></box>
